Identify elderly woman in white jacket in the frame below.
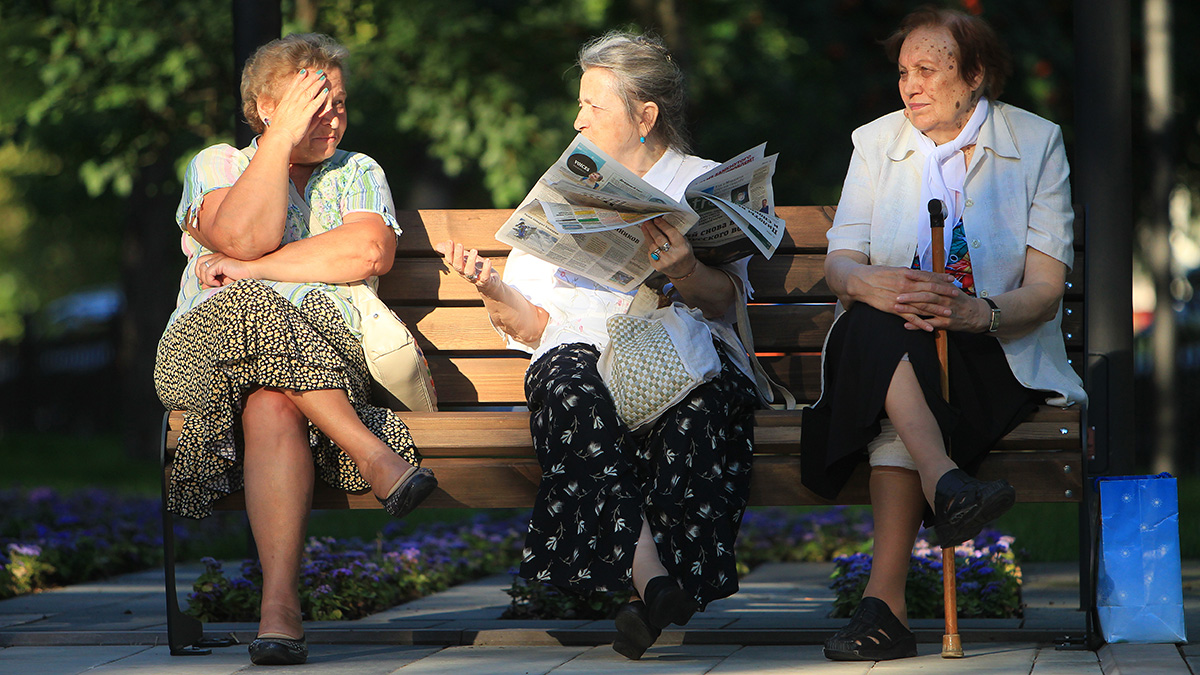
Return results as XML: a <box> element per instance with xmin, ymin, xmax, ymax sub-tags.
<box><xmin>800</xmin><ymin>7</ymin><xmax>1085</xmax><ymax>662</ymax></box>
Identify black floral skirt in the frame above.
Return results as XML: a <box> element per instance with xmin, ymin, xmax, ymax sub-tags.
<box><xmin>518</xmin><ymin>341</ymin><xmax>758</xmax><ymax>609</ymax></box>
<box><xmin>799</xmin><ymin>304</ymin><xmax>1042</xmax><ymax>501</ymax></box>
<box><xmin>154</xmin><ymin>280</ymin><xmax>419</xmax><ymax>519</ymax></box>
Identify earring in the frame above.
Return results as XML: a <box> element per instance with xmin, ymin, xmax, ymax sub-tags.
<box><xmin>639</xmin><ymin>136</ymin><xmax>646</xmax><ymax>144</ymax></box>
<box><xmin>263</xmin><ymin>117</ymin><xmax>271</xmax><ymax>127</ymax></box>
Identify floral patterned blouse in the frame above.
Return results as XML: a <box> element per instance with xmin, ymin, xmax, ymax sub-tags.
<box><xmin>166</xmin><ymin>138</ymin><xmax>401</xmax><ymax>335</ymax></box>
<box><xmin>911</xmin><ymin>216</ymin><xmax>976</xmax><ymax>297</ymax></box>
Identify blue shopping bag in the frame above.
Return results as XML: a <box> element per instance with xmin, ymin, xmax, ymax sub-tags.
<box><xmin>1095</xmin><ymin>473</ymin><xmax>1187</xmax><ymax>644</ymax></box>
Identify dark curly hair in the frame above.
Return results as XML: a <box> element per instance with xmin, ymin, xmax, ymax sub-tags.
<box><xmin>882</xmin><ymin>6</ymin><xmax>1012</xmax><ymax>100</ymax></box>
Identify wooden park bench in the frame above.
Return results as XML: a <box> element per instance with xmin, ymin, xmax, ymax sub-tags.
<box><xmin>161</xmin><ymin>205</ymin><xmax>1089</xmax><ymax>654</ymax></box>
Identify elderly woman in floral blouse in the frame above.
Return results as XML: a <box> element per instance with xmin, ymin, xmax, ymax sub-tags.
<box><xmin>154</xmin><ymin>33</ymin><xmax>435</xmax><ymax>666</ymax></box>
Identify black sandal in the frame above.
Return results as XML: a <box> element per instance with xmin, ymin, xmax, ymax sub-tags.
<box><xmin>932</xmin><ymin>468</ymin><xmax>1016</xmax><ymax>546</ymax></box>
<box><xmin>612</xmin><ymin>600</ymin><xmax>660</xmax><ymax>660</ymax></box>
<box><xmin>377</xmin><ymin>466</ymin><xmax>438</xmax><ymax>519</ymax></box>
<box><xmin>248</xmin><ymin>633</ymin><xmax>308</xmax><ymax>665</ymax></box>
<box><xmin>643</xmin><ymin>576</ymin><xmax>696</xmax><ymax>629</ymax></box>
<box><xmin>824</xmin><ymin>596</ymin><xmax>917</xmax><ymax>661</ymax></box>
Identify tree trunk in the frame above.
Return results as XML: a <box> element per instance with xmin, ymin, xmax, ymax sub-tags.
<box><xmin>1145</xmin><ymin>0</ymin><xmax>1177</xmax><ymax>475</ymax></box>
<box><xmin>119</xmin><ymin>155</ymin><xmax>182</xmax><ymax>461</ymax></box>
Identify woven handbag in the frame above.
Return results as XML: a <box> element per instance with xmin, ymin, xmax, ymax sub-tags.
<box><xmin>598</xmin><ymin>301</ymin><xmax>721</xmax><ymax>433</ymax></box>
<box><xmin>347</xmin><ymin>281</ymin><xmax>438</xmax><ymax>412</ymax></box>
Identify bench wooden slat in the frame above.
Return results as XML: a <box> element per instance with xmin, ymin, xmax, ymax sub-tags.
<box><xmin>424</xmin><ymin>348</ymin><xmax>1084</xmax><ymax>407</ymax></box>
<box><xmin>206</xmin><ymin>449</ymin><xmax>1082</xmax><ymax>511</ymax></box>
<box><xmin>398</xmin><ymin>303</ymin><xmax>1084</xmax><ymax>353</ymax></box>
<box><xmin>163</xmin><ymin>406</ymin><xmax>1080</xmax><ymax>458</ymax></box>
<box><xmin>393</xmin><ymin>206</ymin><xmax>843</xmax><ymax>256</ymax></box>
<box><xmin>393</xmin><ymin>206</ymin><xmax>1085</xmax><ymax>257</ymax></box>
<box><xmin>378</xmin><ymin>255</ymin><xmax>1083</xmax><ymax>306</ymax></box>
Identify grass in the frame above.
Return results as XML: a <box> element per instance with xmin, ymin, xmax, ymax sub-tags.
<box><xmin>3</xmin><ymin>430</ymin><xmax>1196</xmax><ymax>563</ymax></box>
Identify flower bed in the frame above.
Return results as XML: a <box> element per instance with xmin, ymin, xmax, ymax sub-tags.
<box><xmin>0</xmin><ymin>487</ymin><xmax>235</xmax><ymax>600</ymax></box>
<box><xmin>185</xmin><ymin>514</ymin><xmax>528</xmax><ymax>622</ymax></box>
<box><xmin>830</xmin><ymin>529</ymin><xmax>1022</xmax><ymax>619</ymax></box>
<box><xmin>3</xmin><ymin>490</ymin><xmax>1024</xmax><ymax>623</ymax></box>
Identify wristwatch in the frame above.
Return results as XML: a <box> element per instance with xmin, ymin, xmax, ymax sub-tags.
<box><xmin>982</xmin><ymin>297</ymin><xmax>1001</xmax><ymax>333</ymax></box>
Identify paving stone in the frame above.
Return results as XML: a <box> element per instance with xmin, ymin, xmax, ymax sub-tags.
<box><xmin>0</xmin><ymin>645</ymin><xmax>156</xmax><ymax>674</ymax></box>
<box><xmin>1098</xmin><ymin>643</ymin><xmax>1192</xmax><ymax>675</ymax></box>
<box><xmin>0</xmin><ymin>614</ymin><xmax>46</xmax><ymax>629</ymax></box>
<box><xmin>547</xmin><ymin>644</ymin><xmax>737</xmax><ymax>674</ymax></box>
<box><xmin>1029</xmin><ymin>645</ymin><xmax>1102</xmax><ymax>673</ymax></box>
<box><xmin>706</xmin><ymin>645</ymin><xmax>871</xmax><ymax>674</ymax></box>
<box><xmin>866</xmin><ymin>642</ymin><xmax>1036</xmax><ymax>673</ymax></box>
<box><xmin>1021</xmin><ymin>607</ymin><xmax>1088</xmax><ymax>630</ymax></box>
<box><xmin>86</xmin><ymin>644</ymin><xmax>252</xmax><ymax>674</ymax></box>
<box><xmin>364</xmin><ymin>574</ymin><xmax>511</xmax><ymax>622</ymax></box>
<box><xmin>384</xmin><ymin>645</ymin><xmax>586</xmax><ymax>674</ymax></box>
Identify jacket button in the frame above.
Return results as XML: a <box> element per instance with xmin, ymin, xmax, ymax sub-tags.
<box><xmin>971</xmin><ymin>239</ymin><xmax>981</xmax><ymax>248</ymax></box>
<box><xmin>965</xmin><ymin>199</ymin><xmax>975</xmax><ymax>207</ymax></box>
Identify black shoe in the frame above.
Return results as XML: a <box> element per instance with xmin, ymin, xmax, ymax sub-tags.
<box><xmin>248</xmin><ymin>634</ymin><xmax>308</xmax><ymax>665</ymax></box>
<box><xmin>931</xmin><ymin>468</ymin><xmax>1016</xmax><ymax>547</ymax></box>
<box><xmin>643</xmin><ymin>576</ymin><xmax>696</xmax><ymax>629</ymax></box>
<box><xmin>824</xmin><ymin>597</ymin><xmax>917</xmax><ymax>661</ymax></box>
<box><xmin>612</xmin><ymin>600</ymin><xmax>661</xmax><ymax>660</ymax></box>
<box><xmin>377</xmin><ymin>466</ymin><xmax>438</xmax><ymax>519</ymax></box>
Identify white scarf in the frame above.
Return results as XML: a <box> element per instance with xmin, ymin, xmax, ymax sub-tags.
<box><xmin>914</xmin><ymin>97</ymin><xmax>989</xmax><ymax>271</ymax></box>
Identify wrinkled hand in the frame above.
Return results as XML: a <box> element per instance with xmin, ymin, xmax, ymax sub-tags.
<box><xmin>262</xmin><ymin>69</ymin><xmax>330</xmax><ymax>147</ymax></box>
<box><xmin>846</xmin><ymin>265</ymin><xmax>960</xmax><ymax>332</ymax></box>
<box><xmin>641</xmin><ymin>217</ymin><xmax>698</xmax><ymax>279</ymax></box>
<box><xmin>196</xmin><ymin>253</ymin><xmax>256</xmax><ymax>289</ymax></box>
<box><xmin>435</xmin><ymin>240</ymin><xmax>499</xmax><ymax>293</ymax></box>
<box><xmin>895</xmin><ymin>280</ymin><xmax>987</xmax><ymax>333</ymax></box>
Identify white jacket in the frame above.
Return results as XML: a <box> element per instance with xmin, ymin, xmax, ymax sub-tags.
<box><xmin>828</xmin><ymin>101</ymin><xmax>1086</xmax><ymax>407</ymax></box>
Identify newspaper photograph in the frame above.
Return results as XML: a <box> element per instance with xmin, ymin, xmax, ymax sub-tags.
<box><xmin>495</xmin><ymin>134</ymin><xmax>785</xmax><ymax>292</ymax></box>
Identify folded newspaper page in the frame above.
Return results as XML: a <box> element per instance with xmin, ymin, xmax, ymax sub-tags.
<box><xmin>495</xmin><ymin>134</ymin><xmax>785</xmax><ymax>293</ymax></box>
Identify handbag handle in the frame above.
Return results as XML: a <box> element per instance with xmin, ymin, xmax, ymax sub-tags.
<box><xmin>720</xmin><ymin>269</ymin><xmax>797</xmax><ymax>410</ymax></box>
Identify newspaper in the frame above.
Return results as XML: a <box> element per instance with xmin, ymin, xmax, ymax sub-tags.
<box><xmin>494</xmin><ymin>134</ymin><xmax>785</xmax><ymax>293</ymax></box>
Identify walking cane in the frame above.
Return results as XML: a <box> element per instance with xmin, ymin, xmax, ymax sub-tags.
<box><xmin>928</xmin><ymin>198</ymin><xmax>963</xmax><ymax>659</ymax></box>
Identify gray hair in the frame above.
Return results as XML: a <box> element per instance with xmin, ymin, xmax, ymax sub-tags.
<box><xmin>578</xmin><ymin>31</ymin><xmax>690</xmax><ymax>153</ymax></box>
<box><xmin>240</xmin><ymin>33</ymin><xmax>349</xmax><ymax>135</ymax></box>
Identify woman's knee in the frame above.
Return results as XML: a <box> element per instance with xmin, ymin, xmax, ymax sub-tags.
<box><xmin>243</xmin><ymin>387</ymin><xmax>307</xmax><ymax>430</ymax></box>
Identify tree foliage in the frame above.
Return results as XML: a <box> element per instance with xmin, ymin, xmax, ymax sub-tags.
<box><xmin>0</xmin><ymin>0</ymin><xmax>1107</xmax><ymax>457</ymax></box>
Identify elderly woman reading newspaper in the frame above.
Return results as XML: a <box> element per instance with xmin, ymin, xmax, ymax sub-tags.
<box><xmin>436</xmin><ymin>30</ymin><xmax>761</xmax><ymax>660</ymax></box>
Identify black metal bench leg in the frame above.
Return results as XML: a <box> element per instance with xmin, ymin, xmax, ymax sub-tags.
<box><xmin>161</xmin><ymin>411</ymin><xmax>234</xmax><ymax>655</ymax></box>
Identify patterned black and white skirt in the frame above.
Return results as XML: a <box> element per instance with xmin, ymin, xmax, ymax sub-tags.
<box><xmin>518</xmin><ymin>341</ymin><xmax>758</xmax><ymax>609</ymax></box>
<box><xmin>154</xmin><ymin>279</ymin><xmax>419</xmax><ymax>519</ymax></box>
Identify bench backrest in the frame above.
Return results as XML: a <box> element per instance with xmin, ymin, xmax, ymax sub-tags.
<box><xmin>381</xmin><ymin>206</ymin><xmax>1085</xmax><ymax>408</ymax></box>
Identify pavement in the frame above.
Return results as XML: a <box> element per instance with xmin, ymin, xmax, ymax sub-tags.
<box><xmin>0</xmin><ymin>560</ymin><xmax>1196</xmax><ymax>674</ymax></box>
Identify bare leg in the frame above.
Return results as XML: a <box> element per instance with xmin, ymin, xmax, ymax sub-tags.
<box><xmin>861</xmin><ymin>466</ymin><xmax>925</xmax><ymax>627</ymax></box>
<box><xmin>884</xmin><ymin>360</ymin><xmax>957</xmax><ymax>506</ymax></box>
<box><xmin>272</xmin><ymin>387</ymin><xmax>415</xmax><ymax>499</ymax></box>
<box><xmin>243</xmin><ymin>388</ymin><xmax>313</xmax><ymax>639</ymax></box>
<box><xmin>630</xmin><ymin>518</ymin><xmax>669</xmax><ymax>599</ymax></box>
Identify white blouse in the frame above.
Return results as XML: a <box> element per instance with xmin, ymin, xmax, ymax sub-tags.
<box><xmin>501</xmin><ymin>149</ymin><xmax>754</xmax><ymax>371</ymax></box>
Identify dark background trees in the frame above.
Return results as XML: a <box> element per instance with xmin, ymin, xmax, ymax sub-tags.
<box><xmin>0</xmin><ymin>0</ymin><xmax>1188</xmax><ymax>469</ymax></box>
